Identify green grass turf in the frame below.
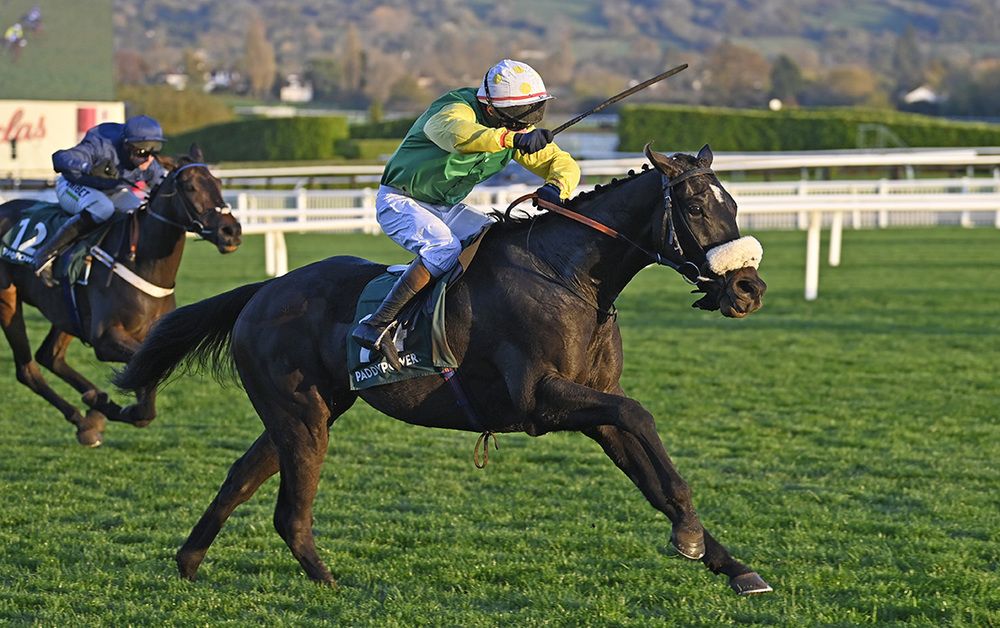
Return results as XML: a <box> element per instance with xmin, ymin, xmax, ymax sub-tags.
<box><xmin>0</xmin><ymin>228</ymin><xmax>998</xmax><ymax>626</ymax></box>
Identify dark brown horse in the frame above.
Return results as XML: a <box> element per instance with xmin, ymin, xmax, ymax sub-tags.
<box><xmin>0</xmin><ymin>146</ymin><xmax>242</xmax><ymax>446</ymax></box>
<box><xmin>116</xmin><ymin>145</ymin><xmax>772</xmax><ymax>595</ymax></box>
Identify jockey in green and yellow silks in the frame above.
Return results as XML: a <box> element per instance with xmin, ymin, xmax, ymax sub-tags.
<box><xmin>352</xmin><ymin>59</ymin><xmax>581</xmax><ymax>371</ymax></box>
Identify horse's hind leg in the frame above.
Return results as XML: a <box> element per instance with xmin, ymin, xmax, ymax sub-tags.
<box><xmin>0</xmin><ymin>284</ymin><xmax>88</xmax><ymax>442</ymax></box>
<box><xmin>176</xmin><ymin>431</ymin><xmax>280</xmax><ymax>580</ymax></box>
<box><xmin>586</xmin><ymin>424</ymin><xmax>772</xmax><ymax>595</ymax></box>
<box><xmin>35</xmin><ymin>326</ymin><xmax>108</xmax><ymax>446</ymax></box>
<box><xmin>267</xmin><ymin>396</ymin><xmax>336</xmax><ymax>584</ymax></box>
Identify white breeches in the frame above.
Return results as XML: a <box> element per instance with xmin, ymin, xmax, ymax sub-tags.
<box><xmin>375</xmin><ymin>185</ymin><xmax>493</xmax><ymax>277</ymax></box>
<box><xmin>55</xmin><ymin>175</ymin><xmax>143</xmax><ymax>222</ymax></box>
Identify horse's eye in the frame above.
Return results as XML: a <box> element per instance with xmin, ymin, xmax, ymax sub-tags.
<box><xmin>688</xmin><ymin>204</ymin><xmax>703</xmax><ymax>216</ymax></box>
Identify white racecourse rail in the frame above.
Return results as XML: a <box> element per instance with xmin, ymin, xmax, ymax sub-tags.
<box><xmin>3</xmin><ymin>149</ymin><xmax>1000</xmax><ymax>300</ymax></box>
<box><xmin>228</xmin><ymin>175</ymin><xmax>1000</xmax><ymax>301</ymax></box>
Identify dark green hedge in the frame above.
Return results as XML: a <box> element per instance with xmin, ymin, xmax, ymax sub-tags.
<box><xmin>349</xmin><ymin>117</ymin><xmax>418</xmax><ymax>139</ymax></box>
<box><xmin>619</xmin><ymin>105</ymin><xmax>1000</xmax><ymax>152</ymax></box>
<box><xmin>168</xmin><ymin>116</ymin><xmax>349</xmax><ymax>162</ymax></box>
<box><xmin>334</xmin><ymin>138</ymin><xmax>400</xmax><ymax>160</ymax></box>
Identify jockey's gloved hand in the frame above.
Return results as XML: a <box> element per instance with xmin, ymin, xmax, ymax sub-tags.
<box><xmin>90</xmin><ymin>159</ymin><xmax>119</xmax><ymax>180</ymax></box>
<box><xmin>533</xmin><ymin>183</ymin><xmax>563</xmax><ymax>207</ymax></box>
<box><xmin>514</xmin><ymin>128</ymin><xmax>554</xmax><ymax>154</ymax></box>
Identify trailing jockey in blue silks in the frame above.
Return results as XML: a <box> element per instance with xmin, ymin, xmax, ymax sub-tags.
<box><xmin>32</xmin><ymin>114</ymin><xmax>167</xmax><ymax>286</ymax></box>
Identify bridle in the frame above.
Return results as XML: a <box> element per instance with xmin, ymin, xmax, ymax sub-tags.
<box><xmin>84</xmin><ymin>161</ymin><xmax>234</xmax><ymax>299</ymax></box>
<box><xmin>145</xmin><ymin>162</ymin><xmax>231</xmax><ymax>238</ymax></box>
<box><xmin>505</xmin><ymin>165</ymin><xmax>718</xmax><ymax>284</ymax></box>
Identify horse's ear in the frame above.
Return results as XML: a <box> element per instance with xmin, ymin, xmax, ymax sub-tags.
<box><xmin>189</xmin><ymin>143</ymin><xmax>204</xmax><ymax>162</ymax></box>
<box><xmin>696</xmin><ymin>144</ymin><xmax>713</xmax><ymax>168</ymax></box>
<box><xmin>644</xmin><ymin>142</ymin><xmax>683</xmax><ymax>177</ymax></box>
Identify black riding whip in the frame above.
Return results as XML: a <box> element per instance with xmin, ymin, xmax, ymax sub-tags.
<box><xmin>550</xmin><ymin>63</ymin><xmax>688</xmax><ymax>136</ymax></box>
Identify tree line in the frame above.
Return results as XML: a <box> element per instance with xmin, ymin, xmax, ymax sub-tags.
<box><xmin>114</xmin><ymin>1</ymin><xmax>1000</xmax><ymax>119</ymax></box>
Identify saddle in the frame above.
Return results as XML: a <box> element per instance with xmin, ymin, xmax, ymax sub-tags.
<box><xmin>1</xmin><ymin>202</ymin><xmax>115</xmax><ymax>285</ymax></box>
<box><xmin>347</xmin><ymin>225</ymin><xmax>490</xmax><ymax>390</ymax></box>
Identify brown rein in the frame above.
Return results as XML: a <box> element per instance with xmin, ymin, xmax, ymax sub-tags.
<box><xmin>503</xmin><ymin>191</ymin><xmax>706</xmax><ymax>284</ymax></box>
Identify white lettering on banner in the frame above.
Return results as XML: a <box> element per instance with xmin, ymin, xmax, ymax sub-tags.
<box><xmin>0</xmin><ymin>108</ymin><xmax>47</xmax><ymax>143</ymax></box>
<box><xmin>353</xmin><ymin>353</ymin><xmax>421</xmax><ymax>382</ymax></box>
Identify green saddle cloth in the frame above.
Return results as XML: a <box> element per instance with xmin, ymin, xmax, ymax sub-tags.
<box><xmin>0</xmin><ymin>201</ymin><xmax>114</xmax><ymax>284</ymax></box>
<box><xmin>347</xmin><ymin>225</ymin><xmax>491</xmax><ymax>391</ymax></box>
<box><xmin>347</xmin><ymin>263</ymin><xmax>460</xmax><ymax>390</ymax></box>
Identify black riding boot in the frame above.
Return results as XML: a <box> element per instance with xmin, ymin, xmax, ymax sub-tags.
<box><xmin>352</xmin><ymin>259</ymin><xmax>433</xmax><ymax>371</ymax></box>
<box><xmin>32</xmin><ymin>211</ymin><xmax>100</xmax><ymax>287</ymax></box>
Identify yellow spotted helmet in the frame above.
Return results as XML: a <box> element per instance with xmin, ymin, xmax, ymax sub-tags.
<box><xmin>477</xmin><ymin>59</ymin><xmax>553</xmax><ymax>128</ymax></box>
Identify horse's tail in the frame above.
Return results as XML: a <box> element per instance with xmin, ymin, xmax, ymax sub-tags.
<box><xmin>114</xmin><ymin>280</ymin><xmax>270</xmax><ymax>392</ymax></box>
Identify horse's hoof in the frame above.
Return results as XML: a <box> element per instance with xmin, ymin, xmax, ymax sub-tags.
<box><xmin>670</xmin><ymin>526</ymin><xmax>706</xmax><ymax>560</ymax></box>
<box><xmin>120</xmin><ymin>404</ymin><xmax>154</xmax><ymax>428</ymax></box>
<box><xmin>729</xmin><ymin>572</ymin><xmax>773</xmax><ymax>596</ymax></box>
<box><xmin>176</xmin><ymin>550</ymin><xmax>202</xmax><ymax>581</ymax></box>
<box><xmin>76</xmin><ymin>410</ymin><xmax>106</xmax><ymax>447</ymax></box>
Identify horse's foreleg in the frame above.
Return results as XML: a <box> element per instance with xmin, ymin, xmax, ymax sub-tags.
<box><xmin>91</xmin><ymin>324</ymin><xmax>156</xmax><ymax>426</ymax></box>
<box><xmin>535</xmin><ymin>377</ymin><xmax>703</xmax><ymax>550</ymax></box>
<box><xmin>583</xmin><ymin>424</ymin><xmax>703</xmax><ymax>556</ymax></box>
<box><xmin>0</xmin><ymin>286</ymin><xmax>91</xmax><ymax>443</ymax></box>
<box><xmin>585</xmin><ymin>424</ymin><xmax>772</xmax><ymax>595</ymax></box>
<box><xmin>177</xmin><ymin>431</ymin><xmax>279</xmax><ymax>580</ymax></box>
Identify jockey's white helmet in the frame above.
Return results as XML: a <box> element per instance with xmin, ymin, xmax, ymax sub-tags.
<box><xmin>476</xmin><ymin>59</ymin><xmax>553</xmax><ymax>107</ymax></box>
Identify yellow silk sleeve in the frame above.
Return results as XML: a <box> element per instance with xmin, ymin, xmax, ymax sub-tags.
<box><xmin>423</xmin><ymin>103</ymin><xmax>516</xmax><ymax>154</ymax></box>
<box><xmin>515</xmin><ymin>142</ymin><xmax>582</xmax><ymax>200</ymax></box>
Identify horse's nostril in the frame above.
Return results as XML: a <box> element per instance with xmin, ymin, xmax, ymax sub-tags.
<box><xmin>737</xmin><ymin>280</ymin><xmax>757</xmax><ymax>297</ymax></box>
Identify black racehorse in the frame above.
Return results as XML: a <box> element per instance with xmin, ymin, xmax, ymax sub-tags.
<box><xmin>116</xmin><ymin>144</ymin><xmax>772</xmax><ymax>595</ymax></box>
<box><xmin>0</xmin><ymin>146</ymin><xmax>242</xmax><ymax>446</ymax></box>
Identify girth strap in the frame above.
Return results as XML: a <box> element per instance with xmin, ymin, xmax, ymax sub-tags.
<box><xmin>440</xmin><ymin>367</ymin><xmax>497</xmax><ymax>468</ymax></box>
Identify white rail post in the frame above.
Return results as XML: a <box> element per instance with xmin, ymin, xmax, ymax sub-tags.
<box><xmin>805</xmin><ymin>209</ymin><xmax>822</xmax><ymax>301</ymax></box>
<box><xmin>361</xmin><ymin>187</ymin><xmax>377</xmax><ymax>234</ymax></box>
<box><xmin>960</xmin><ymin>176</ymin><xmax>973</xmax><ymax>228</ymax></box>
<box><xmin>829</xmin><ymin>211</ymin><xmax>843</xmax><ymax>267</ymax></box>
<box><xmin>235</xmin><ymin>192</ymin><xmax>248</xmax><ymax>225</ymax></box>
<box><xmin>877</xmin><ymin>179</ymin><xmax>889</xmax><ymax>228</ymax></box>
<box><xmin>265</xmin><ymin>232</ymin><xmax>276</xmax><ymax>276</ymax></box>
<box><xmin>796</xmin><ymin>179</ymin><xmax>808</xmax><ymax>230</ymax></box>
<box><xmin>296</xmin><ymin>186</ymin><xmax>309</xmax><ymax>226</ymax></box>
<box><xmin>851</xmin><ymin>185</ymin><xmax>862</xmax><ymax>229</ymax></box>
<box><xmin>994</xmin><ymin>168</ymin><xmax>1000</xmax><ymax>229</ymax></box>
<box><xmin>274</xmin><ymin>231</ymin><xmax>288</xmax><ymax>276</ymax></box>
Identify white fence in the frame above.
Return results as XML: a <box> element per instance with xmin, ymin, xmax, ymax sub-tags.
<box><xmin>210</xmin><ymin>147</ymin><xmax>1000</xmax><ymax>187</ymax></box>
<box><xmin>228</xmin><ymin>177</ymin><xmax>1000</xmax><ymax>300</ymax></box>
<box><xmin>4</xmin><ymin>149</ymin><xmax>1000</xmax><ymax>300</ymax></box>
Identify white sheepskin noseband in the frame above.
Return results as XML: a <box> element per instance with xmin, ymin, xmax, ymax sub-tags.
<box><xmin>705</xmin><ymin>236</ymin><xmax>763</xmax><ymax>275</ymax></box>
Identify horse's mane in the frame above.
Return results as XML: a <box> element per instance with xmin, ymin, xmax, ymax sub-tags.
<box><xmin>494</xmin><ymin>150</ymin><xmax>705</xmax><ymax>226</ymax></box>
